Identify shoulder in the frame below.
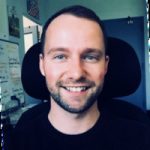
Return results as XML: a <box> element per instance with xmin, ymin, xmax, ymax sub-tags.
<box><xmin>100</xmin><ymin>100</ymin><xmax>150</xmax><ymax>148</ymax></box>
<box><xmin>100</xmin><ymin>99</ymin><xmax>150</xmax><ymax>137</ymax></box>
<box><xmin>104</xmin><ymin>99</ymin><xmax>150</xmax><ymax>139</ymax></box>
<box><xmin>102</xmin><ymin>99</ymin><xmax>150</xmax><ymax>125</ymax></box>
<box><xmin>11</xmin><ymin>102</ymin><xmax>50</xmax><ymax>150</ymax></box>
<box><xmin>14</xmin><ymin>102</ymin><xmax>50</xmax><ymax>132</ymax></box>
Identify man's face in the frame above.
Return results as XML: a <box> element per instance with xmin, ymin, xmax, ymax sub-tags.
<box><xmin>40</xmin><ymin>14</ymin><xmax>109</xmax><ymax>113</ymax></box>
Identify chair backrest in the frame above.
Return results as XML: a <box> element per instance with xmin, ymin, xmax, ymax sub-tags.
<box><xmin>21</xmin><ymin>42</ymin><xmax>49</xmax><ymax>100</ymax></box>
<box><xmin>101</xmin><ymin>37</ymin><xmax>141</xmax><ymax>99</ymax></box>
<box><xmin>21</xmin><ymin>37</ymin><xmax>141</xmax><ymax>101</ymax></box>
<box><xmin>21</xmin><ymin>37</ymin><xmax>150</xmax><ymax>125</ymax></box>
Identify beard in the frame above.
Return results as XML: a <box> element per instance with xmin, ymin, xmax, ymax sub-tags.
<box><xmin>46</xmin><ymin>77</ymin><xmax>104</xmax><ymax>114</ymax></box>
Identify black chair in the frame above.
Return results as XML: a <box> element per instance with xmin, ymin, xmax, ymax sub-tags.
<box><xmin>19</xmin><ymin>37</ymin><xmax>150</xmax><ymax>125</ymax></box>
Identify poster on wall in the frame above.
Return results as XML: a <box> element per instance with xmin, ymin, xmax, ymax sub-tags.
<box><xmin>7</xmin><ymin>42</ymin><xmax>24</xmax><ymax>104</ymax></box>
<box><xmin>27</xmin><ymin>0</ymin><xmax>39</xmax><ymax>20</ymax></box>
<box><xmin>8</xmin><ymin>6</ymin><xmax>20</xmax><ymax>38</ymax></box>
<box><xmin>0</xmin><ymin>42</ymin><xmax>12</xmax><ymax>110</ymax></box>
<box><xmin>0</xmin><ymin>40</ymin><xmax>24</xmax><ymax>111</ymax></box>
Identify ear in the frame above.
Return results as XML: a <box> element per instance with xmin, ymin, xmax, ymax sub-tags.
<box><xmin>39</xmin><ymin>54</ymin><xmax>45</xmax><ymax>76</ymax></box>
<box><xmin>104</xmin><ymin>55</ymin><xmax>109</xmax><ymax>74</ymax></box>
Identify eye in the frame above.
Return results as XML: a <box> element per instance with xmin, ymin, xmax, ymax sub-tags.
<box><xmin>82</xmin><ymin>54</ymin><xmax>99</xmax><ymax>63</ymax></box>
<box><xmin>53</xmin><ymin>54</ymin><xmax>67</xmax><ymax>62</ymax></box>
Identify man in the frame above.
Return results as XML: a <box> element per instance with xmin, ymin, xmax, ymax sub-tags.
<box><xmin>12</xmin><ymin>5</ymin><xmax>150</xmax><ymax>150</ymax></box>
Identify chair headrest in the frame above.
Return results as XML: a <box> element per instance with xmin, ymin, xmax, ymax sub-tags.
<box><xmin>101</xmin><ymin>37</ymin><xmax>141</xmax><ymax>99</ymax></box>
<box><xmin>21</xmin><ymin>42</ymin><xmax>50</xmax><ymax>100</ymax></box>
<box><xmin>21</xmin><ymin>37</ymin><xmax>141</xmax><ymax>100</ymax></box>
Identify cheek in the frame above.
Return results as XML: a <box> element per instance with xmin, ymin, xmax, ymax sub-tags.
<box><xmin>91</xmin><ymin>68</ymin><xmax>106</xmax><ymax>85</ymax></box>
<box><xmin>95</xmin><ymin>62</ymin><xmax>108</xmax><ymax>82</ymax></box>
<box><xmin>44</xmin><ymin>65</ymin><xmax>58</xmax><ymax>81</ymax></box>
<box><xmin>44</xmin><ymin>63</ymin><xmax>66</xmax><ymax>84</ymax></box>
<box><xmin>97</xmin><ymin>71</ymin><xmax>106</xmax><ymax>81</ymax></box>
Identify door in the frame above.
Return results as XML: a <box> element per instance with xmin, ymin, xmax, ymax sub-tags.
<box><xmin>24</xmin><ymin>25</ymin><xmax>38</xmax><ymax>52</ymax></box>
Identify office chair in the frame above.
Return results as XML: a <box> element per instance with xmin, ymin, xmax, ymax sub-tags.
<box><xmin>18</xmin><ymin>37</ymin><xmax>150</xmax><ymax>126</ymax></box>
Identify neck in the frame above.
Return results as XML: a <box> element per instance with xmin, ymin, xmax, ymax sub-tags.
<box><xmin>48</xmin><ymin>100</ymin><xmax>100</xmax><ymax>135</ymax></box>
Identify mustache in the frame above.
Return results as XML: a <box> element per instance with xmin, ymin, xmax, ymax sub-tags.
<box><xmin>56</xmin><ymin>77</ymin><xmax>95</xmax><ymax>87</ymax></box>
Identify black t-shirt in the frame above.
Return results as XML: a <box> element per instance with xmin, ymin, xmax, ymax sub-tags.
<box><xmin>11</xmin><ymin>101</ymin><xmax>150</xmax><ymax>150</ymax></box>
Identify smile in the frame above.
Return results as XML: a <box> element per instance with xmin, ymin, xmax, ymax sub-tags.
<box><xmin>63</xmin><ymin>86</ymin><xmax>89</xmax><ymax>92</ymax></box>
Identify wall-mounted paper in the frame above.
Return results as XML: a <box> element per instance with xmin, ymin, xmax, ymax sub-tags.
<box><xmin>0</xmin><ymin>40</ymin><xmax>24</xmax><ymax>111</ymax></box>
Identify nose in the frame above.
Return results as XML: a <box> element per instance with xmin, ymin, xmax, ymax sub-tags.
<box><xmin>67</xmin><ymin>58</ymin><xmax>86</xmax><ymax>80</ymax></box>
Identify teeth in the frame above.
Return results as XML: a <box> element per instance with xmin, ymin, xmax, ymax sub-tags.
<box><xmin>65</xmin><ymin>87</ymin><xmax>87</xmax><ymax>92</ymax></box>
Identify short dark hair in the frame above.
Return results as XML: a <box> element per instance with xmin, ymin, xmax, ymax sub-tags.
<box><xmin>41</xmin><ymin>5</ymin><xmax>108</xmax><ymax>54</ymax></box>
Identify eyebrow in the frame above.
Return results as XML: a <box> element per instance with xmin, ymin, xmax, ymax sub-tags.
<box><xmin>83</xmin><ymin>48</ymin><xmax>104</xmax><ymax>54</ymax></box>
<box><xmin>46</xmin><ymin>48</ymin><xmax>69</xmax><ymax>55</ymax></box>
<box><xmin>46</xmin><ymin>47</ymin><xmax>104</xmax><ymax>55</ymax></box>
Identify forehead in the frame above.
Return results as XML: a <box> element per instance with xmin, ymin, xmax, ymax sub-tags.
<box><xmin>44</xmin><ymin>14</ymin><xmax>105</xmax><ymax>52</ymax></box>
<box><xmin>47</xmin><ymin>14</ymin><xmax>102</xmax><ymax>35</ymax></box>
